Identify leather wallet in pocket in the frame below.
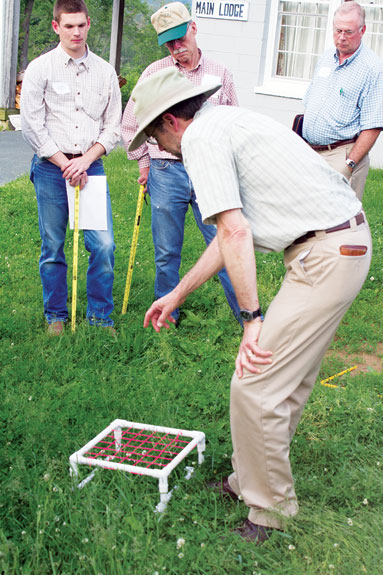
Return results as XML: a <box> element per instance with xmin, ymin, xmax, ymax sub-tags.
<box><xmin>339</xmin><ymin>245</ymin><xmax>368</xmax><ymax>256</ymax></box>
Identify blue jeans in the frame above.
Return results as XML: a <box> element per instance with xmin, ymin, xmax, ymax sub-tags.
<box><xmin>30</xmin><ymin>155</ymin><xmax>115</xmax><ymax>326</ymax></box>
<box><xmin>147</xmin><ymin>159</ymin><xmax>241</xmax><ymax>324</ymax></box>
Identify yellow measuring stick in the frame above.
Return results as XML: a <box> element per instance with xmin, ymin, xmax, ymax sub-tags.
<box><xmin>320</xmin><ymin>365</ymin><xmax>358</xmax><ymax>387</ymax></box>
<box><xmin>71</xmin><ymin>185</ymin><xmax>80</xmax><ymax>333</ymax></box>
<box><xmin>122</xmin><ymin>185</ymin><xmax>145</xmax><ymax>314</ymax></box>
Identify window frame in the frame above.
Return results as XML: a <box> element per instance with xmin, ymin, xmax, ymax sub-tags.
<box><xmin>255</xmin><ymin>0</ymin><xmax>341</xmax><ymax>99</ymax></box>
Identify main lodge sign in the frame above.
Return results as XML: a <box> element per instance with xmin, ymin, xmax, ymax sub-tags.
<box><xmin>195</xmin><ymin>1</ymin><xmax>249</xmax><ymax>21</ymax></box>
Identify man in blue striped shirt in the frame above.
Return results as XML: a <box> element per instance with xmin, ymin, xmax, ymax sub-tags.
<box><xmin>303</xmin><ymin>1</ymin><xmax>383</xmax><ymax>200</ymax></box>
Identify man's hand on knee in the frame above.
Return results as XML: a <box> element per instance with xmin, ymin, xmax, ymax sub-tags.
<box><xmin>235</xmin><ymin>320</ymin><xmax>272</xmax><ymax>378</ymax></box>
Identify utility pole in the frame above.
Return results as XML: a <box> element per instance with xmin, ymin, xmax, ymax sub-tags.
<box><xmin>0</xmin><ymin>0</ymin><xmax>21</xmax><ymax>127</ymax></box>
<box><xmin>109</xmin><ymin>0</ymin><xmax>125</xmax><ymax>75</ymax></box>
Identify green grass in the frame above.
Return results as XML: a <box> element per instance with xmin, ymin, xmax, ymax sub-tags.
<box><xmin>0</xmin><ymin>148</ymin><xmax>382</xmax><ymax>574</ymax></box>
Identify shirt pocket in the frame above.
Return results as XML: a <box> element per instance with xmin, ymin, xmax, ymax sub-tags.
<box><xmin>332</xmin><ymin>83</ymin><xmax>362</xmax><ymax>126</ymax></box>
<box><xmin>82</xmin><ymin>88</ymin><xmax>108</xmax><ymax>121</ymax></box>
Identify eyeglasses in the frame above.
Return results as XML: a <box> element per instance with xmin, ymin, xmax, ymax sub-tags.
<box><xmin>334</xmin><ymin>27</ymin><xmax>362</xmax><ymax>37</ymax></box>
<box><xmin>146</xmin><ymin>135</ymin><xmax>158</xmax><ymax>146</ymax></box>
<box><xmin>165</xmin><ymin>21</ymin><xmax>191</xmax><ymax>48</ymax></box>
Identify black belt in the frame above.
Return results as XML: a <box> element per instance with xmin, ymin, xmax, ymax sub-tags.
<box><xmin>310</xmin><ymin>136</ymin><xmax>357</xmax><ymax>152</ymax></box>
<box><xmin>292</xmin><ymin>212</ymin><xmax>365</xmax><ymax>246</ymax></box>
<box><xmin>63</xmin><ymin>153</ymin><xmax>83</xmax><ymax>159</ymax></box>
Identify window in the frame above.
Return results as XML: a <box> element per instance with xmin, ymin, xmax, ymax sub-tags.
<box><xmin>364</xmin><ymin>1</ymin><xmax>383</xmax><ymax>55</ymax></box>
<box><xmin>255</xmin><ymin>0</ymin><xmax>383</xmax><ymax>99</ymax></box>
<box><xmin>276</xmin><ymin>1</ymin><xmax>330</xmax><ymax>80</ymax></box>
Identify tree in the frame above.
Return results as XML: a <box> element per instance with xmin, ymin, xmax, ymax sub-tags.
<box><xmin>19</xmin><ymin>0</ymin><xmax>34</xmax><ymax>70</ymax></box>
<box><xmin>119</xmin><ymin>0</ymin><xmax>166</xmax><ymax>105</ymax></box>
<box><xmin>18</xmin><ymin>0</ymin><xmax>55</xmax><ymax>67</ymax></box>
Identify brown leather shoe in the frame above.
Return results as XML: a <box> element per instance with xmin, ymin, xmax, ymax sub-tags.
<box><xmin>47</xmin><ymin>321</ymin><xmax>64</xmax><ymax>336</ymax></box>
<box><xmin>208</xmin><ymin>476</ymin><xmax>240</xmax><ymax>502</ymax></box>
<box><xmin>233</xmin><ymin>519</ymin><xmax>273</xmax><ymax>544</ymax></box>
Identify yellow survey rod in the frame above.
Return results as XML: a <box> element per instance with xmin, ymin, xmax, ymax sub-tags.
<box><xmin>320</xmin><ymin>365</ymin><xmax>358</xmax><ymax>387</ymax></box>
<box><xmin>71</xmin><ymin>185</ymin><xmax>80</xmax><ymax>333</ymax></box>
<box><xmin>122</xmin><ymin>185</ymin><xmax>145</xmax><ymax>314</ymax></box>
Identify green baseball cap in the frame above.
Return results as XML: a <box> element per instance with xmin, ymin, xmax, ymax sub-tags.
<box><xmin>151</xmin><ymin>2</ymin><xmax>191</xmax><ymax>46</ymax></box>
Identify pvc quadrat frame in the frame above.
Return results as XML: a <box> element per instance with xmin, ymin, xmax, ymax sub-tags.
<box><xmin>69</xmin><ymin>419</ymin><xmax>206</xmax><ymax>512</ymax></box>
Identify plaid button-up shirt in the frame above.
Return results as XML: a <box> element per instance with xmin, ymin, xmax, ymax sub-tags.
<box><xmin>21</xmin><ymin>43</ymin><xmax>121</xmax><ymax>158</ymax></box>
<box><xmin>121</xmin><ymin>52</ymin><xmax>238</xmax><ymax>168</ymax></box>
<box><xmin>303</xmin><ymin>43</ymin><xmax>383</xmax><ymax>145</ymax></box>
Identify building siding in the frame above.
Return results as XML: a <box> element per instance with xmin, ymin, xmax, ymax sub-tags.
<box><xmin>192</xmin><ymin>0</ymin><xmax>383</xmax><ymax>167</ymax></box>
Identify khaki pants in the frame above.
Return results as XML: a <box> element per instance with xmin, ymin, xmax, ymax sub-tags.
<box><xmin>318</xmin><ymin>143</ymin><xmax>369</xmax><ymax>202</ymax></box>
<box><xmin>228</xmin><ymin>217</ymin><xmax>371</xmax><ymax>529</ymax></box>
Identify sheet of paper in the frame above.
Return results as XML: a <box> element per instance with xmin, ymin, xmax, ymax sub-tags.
<box><xmin>67</xmin><ymin>176</ymin><xmax>108</xmax><ymax>230</ymax></box>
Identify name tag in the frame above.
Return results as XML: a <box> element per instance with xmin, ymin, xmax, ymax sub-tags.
<box><xmin>317</xmin><ymin>67</ymin><xmax>331</xmax><ymax>78</ymax></box>
<box><xmin>52</xmin><ymin>82</ymin><xmax>70</xmax><ymax>95</ymax></box>
<box><xmin>201</xmin><ymin>74</ymin><xmax>222</xmax><ymax>98</ymax></box>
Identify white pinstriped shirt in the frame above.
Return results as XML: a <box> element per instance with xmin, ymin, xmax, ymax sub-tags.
<box><xmin>21</xmin><ymin>43</ymin><xmax>121</xmax><ymax>158</ymax></box>
<box><xmin>182</xmin><ymin>104</ymin><xmax>362</xmax><ymax>253</ymax></box>
<box><xmin>121</xmin><ymin>52</ymin><xmax>238</xmax><ymax>168</ymax></box>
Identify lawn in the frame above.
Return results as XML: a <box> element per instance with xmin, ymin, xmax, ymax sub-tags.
<box><xmin>0</xmin><ymin>148</ymin><xmax>382</xmax><ymax>575</ymax></box>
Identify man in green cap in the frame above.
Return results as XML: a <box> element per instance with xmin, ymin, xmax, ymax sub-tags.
<box><xmin>121</xmin><ymin>2</ymin><xmax>241</xmax><ymax>326</ymax></box>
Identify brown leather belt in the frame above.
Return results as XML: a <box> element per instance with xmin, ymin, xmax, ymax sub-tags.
<box><xmin>64</xmin><ymin>153</ymin><xmax>83</xmax><ymax>159</ymax></box>
<box><xmin>310</xmin><ymin>136</ymin><xmax>357</xmax><ymax>152</ymax></box>
<box><xmin>292</xmin><ymin>212</ymin><xmax>365</xmax><ymax>246</ymax></box>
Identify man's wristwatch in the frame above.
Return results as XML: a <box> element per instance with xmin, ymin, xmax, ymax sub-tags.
<box><xmin>239</xmin><ymin>308</ymin><xmax>263</xmax><ymax>322</ymax></box>
<box><xmin>346</xmin><ymin>158</ymin><xmax>356</xmax><ymax>170</ymax></box>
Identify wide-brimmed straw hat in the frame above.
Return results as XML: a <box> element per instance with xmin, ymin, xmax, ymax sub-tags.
<box><xmin>151</xmin><ymin>2</ymin><xmax>191</xmax><ymax>46</ymax></box>
<box><xmin>128</xmin><ymin>67</ymin><xmax>222</xmax><ymax>152</ymax></box>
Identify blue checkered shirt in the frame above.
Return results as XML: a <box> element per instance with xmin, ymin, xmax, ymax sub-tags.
<box><xmin>303</xmin><ymin>43</ymin><xmax>383</xmax><ymax>145</ymax></box>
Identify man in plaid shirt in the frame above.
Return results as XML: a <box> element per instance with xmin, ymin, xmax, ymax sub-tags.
<box><xmin>121</xmin><ymin>2</ymin><xmax>241</xmax><ymax>326</ymax></box>
<box><xmin>303</xmin><ymin>1</ymin><xmax>383</xmax><ymax>201</ymax></box>
<box><xmin>21</xmin><ymin>0</ymin><xmax>121</xmax><ymax>335</ymax></box>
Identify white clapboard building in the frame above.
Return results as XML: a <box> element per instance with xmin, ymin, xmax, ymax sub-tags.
<box><xmin>192</xmin><ymin>0</ymin><xmax>383</xmax><ymax>167</ymax></box>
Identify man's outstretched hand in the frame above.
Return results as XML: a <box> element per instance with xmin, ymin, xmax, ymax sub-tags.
<box><xmin>144</xmin><ymin>292</ymin><xmax>182</xmax><ymax>332</ymax></box>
